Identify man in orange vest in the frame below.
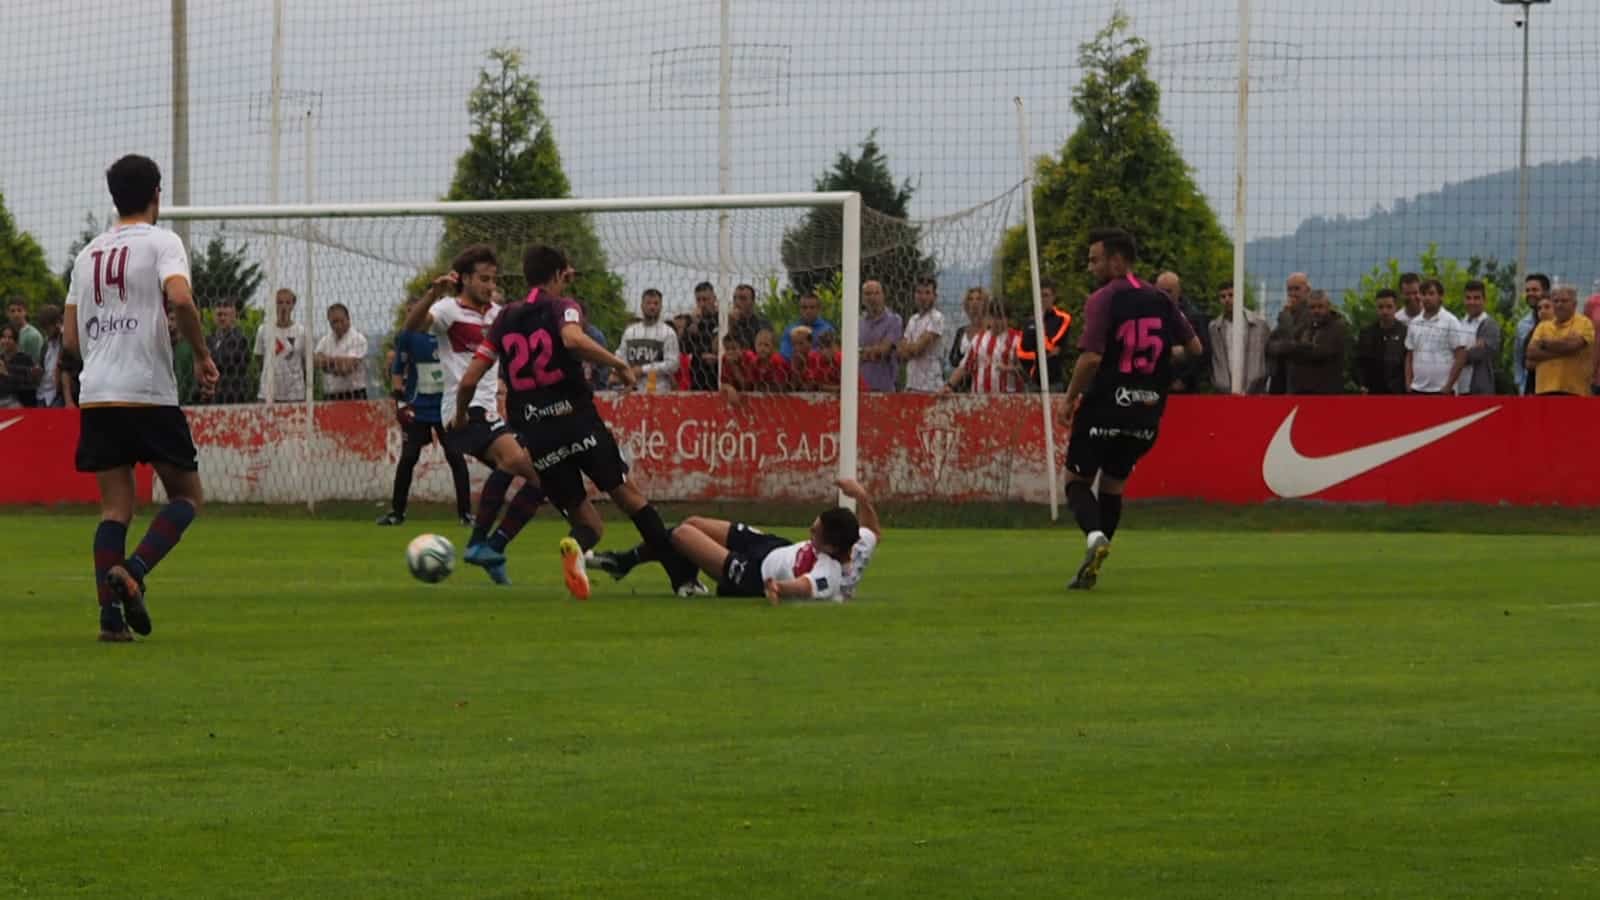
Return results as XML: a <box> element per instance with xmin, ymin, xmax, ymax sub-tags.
<box><xmin>1018</xmin><ymin>278</ymin><xmax>1073</xmax><ymax>392</ymax></box>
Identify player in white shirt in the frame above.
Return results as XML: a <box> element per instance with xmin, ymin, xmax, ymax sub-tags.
<box><xmin>63</xmin><ymin>155</ymin><xmax>219</xmax><ymax>642</ymax></box>
<box><xmin>254</xmin><ymin>288</ymin><xmax>307</xmax><ymax>402</ymax></box>
<box><xmin>901</xmin><ymin>276</ymin><xmax>947</xmax><ymax>392</ymax></box>
<box><xmin>400</xmin><ymin>244</ymin><xmax>547</xmax><ymax>585</ymax></box>
<box><xmin>617</xmin><ymin>288</ymin><xmax>680</xmax><ymax>393</ymax></box>
<box><xmin>314</xmin><ymin>303</ymin><xmax>370</xmax><ymax>399</ymax></box>
<box><xmin>593</xmin><ymin>478</ymin><xmax>882</xmax><ymax>603</ymax></box>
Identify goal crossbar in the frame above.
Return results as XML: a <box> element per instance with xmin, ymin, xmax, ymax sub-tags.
<box><xmin>162</xmin><ymin>191</ymin><xmax>863</xmax><ymax>221</ymax></box>
<box><xmin>164</xmin><ymin>192</ymin><xmax>864</xmax><ymax>509</ymax></box>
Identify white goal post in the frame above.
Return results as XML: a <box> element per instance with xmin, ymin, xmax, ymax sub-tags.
<box><xmin>163</xmin><ymin>192</ymin><xmax>863</xmax><ymax>511</ymax></box>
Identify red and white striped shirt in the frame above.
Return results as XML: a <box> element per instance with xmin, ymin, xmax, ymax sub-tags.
<box><xmin>962</xmin><ymin>327</ymin><xmax>1023</xmax><ymax>394</ymax></box>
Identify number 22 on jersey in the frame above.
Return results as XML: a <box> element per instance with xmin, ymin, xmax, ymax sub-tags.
<box><xmin>502</xmin><ymin>331</ymin><xmax>566</xmax><ymax>389</ymax></box>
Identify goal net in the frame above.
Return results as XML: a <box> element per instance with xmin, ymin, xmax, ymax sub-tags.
<box><xmin>162</xmin><ymin>189</ymin><xmax>1036</xmax><ymax>512</ymax></box>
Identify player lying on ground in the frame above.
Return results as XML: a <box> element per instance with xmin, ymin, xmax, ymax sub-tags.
<box><xmin>592</xmin><ymin>478</ymin><xmax>882</xmax><ymax>604</ymax></box>
<box><xmin>1058</xmin><ymin>227</ymin><xmax>1201</xmax><ymax>591</ymax></box>
<box><xmin>454</xmin><ymin>244</ymin><xmax>701</xmax><ymax>601</ymax></box>
<box><xmin>64</xmin><ymin>154</ymin><xmax>220</xmax><ymax>642</ymax></box>
<box><xmin>402</xmin><ymin>244</ymin><xmax>547</xmax><ymax>585</ymax></box>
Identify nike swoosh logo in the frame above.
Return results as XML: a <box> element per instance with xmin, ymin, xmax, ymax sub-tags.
<box><xmin>0</xmin><ymin>417</ymin><xmax>22</xmax><ymax>435</ymax></box>
<box><xmin>1262</xmin><ymin>405</ymin><xmax>1500</xmax><ymax>499</ymax></box>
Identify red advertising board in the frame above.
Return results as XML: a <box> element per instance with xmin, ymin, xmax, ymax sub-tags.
<box><xmin>0</xmin><ymin>395</ymin><xmax>1587</xmax><ymax>507</ymax></box>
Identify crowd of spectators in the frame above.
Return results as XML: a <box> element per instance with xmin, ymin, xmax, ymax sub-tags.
<box><xmin>10</xmin><ymin>263</ymin><xmax>1592</xmax><ymax>411</ymax></box>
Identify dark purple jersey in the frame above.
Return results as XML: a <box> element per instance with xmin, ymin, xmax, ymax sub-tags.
<box><xmin>478</xmin><ymin>288</ymin><xmax>594</xmax><ymax>428</ymax></box>
<box><xmin>1076</xmin><ymin>273</ymin><xmax>1197</xmax><ymax>429</ymax></box>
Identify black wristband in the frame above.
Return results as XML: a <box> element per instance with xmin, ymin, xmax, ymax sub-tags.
<box><xmin>391</xmin><ymin>389</ymin><xmax>405</xmax><ymax>401</ymax></box>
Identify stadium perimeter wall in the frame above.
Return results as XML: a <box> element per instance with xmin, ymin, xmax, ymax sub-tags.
<box><xmin>0</xmin><ymin>395</ymin><xmax>1578</xmax><ymax>506</ymax></box>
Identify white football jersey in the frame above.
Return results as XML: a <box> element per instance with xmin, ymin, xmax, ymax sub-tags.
<box><xmin>428</xmin><ymin>297</ymin><xmax>501</xmax><ymax>423</ymax></box>
<box><xmin>760</xmin><ymin>540</ymin><xmax>845</xmax><ymax>601</ymax></box>
<box><xmin>838</xmin><ymin>527</ymin><xmax>880</xmax><ymax>601</ymax></box>
<box><xmin>66</xmin><ymin>223</ymin><xmax>190</xmax><ymax>406</ymax></box>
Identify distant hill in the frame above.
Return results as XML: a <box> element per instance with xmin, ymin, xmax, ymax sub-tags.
<box><xmin>1245</xmin><ymin>157</ymin><xmax>1600</xmax><ymax>298</ymax></box>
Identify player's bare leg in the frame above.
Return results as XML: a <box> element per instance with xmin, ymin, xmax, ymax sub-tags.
<box><xmin>93</xmin><ymin>468</ymin><xmax>138</xmax><ymax>642</ymax></box>
<box><xmin>666</xmin><ymin>523</ymin><xmax>733</xmax><ymax>580</ymax></box>
<box><xmin>680</xmin><ymin>516</ymin><xmax>734</xmax><ymax>547</ymax></box>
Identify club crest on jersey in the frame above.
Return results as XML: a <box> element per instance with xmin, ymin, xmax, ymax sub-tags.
<box><xmin>85</xmin><ymin>314</ymin><xmax>140</xmax><ymax>341</ymax></box>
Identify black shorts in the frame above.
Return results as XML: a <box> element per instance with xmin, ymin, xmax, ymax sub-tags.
<box><xmin>716</xmin><ymin>522</ymin><xmax>790</xmax><ymax>597</ymax></box>
<box><xmin>401</xmin><ymin>419</ymin><xmax>449</xmax><ymax>452</ymax></box>
<box><xmin>1065</xmin><ymin>418</ymin><xmax>1157</xmax><ymax>482</ymax></box>
<box><xmin>75</xmin><ymin>406</ymin><xmax>199</xmax><ymax>473</ymax></box>
<box><xmin>521</xmin><ymin>412</ymin><xmax>630</xmax><ymax>513</ymax></box>
<box><xmin>443</xmin><ymin>407</ymin><xmax>514</xmax><ymax>464</ymax></box>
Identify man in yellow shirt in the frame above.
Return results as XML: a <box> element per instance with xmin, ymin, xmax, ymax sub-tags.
<box><xmin>1528</xmin><ymin>285</ymin><xmax>1596</xmax><ymax>396</ymax></box>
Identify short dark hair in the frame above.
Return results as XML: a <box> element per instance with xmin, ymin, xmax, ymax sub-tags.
<box><xmin>452</xmin><ymin>244</ymin><xmax>499</xmax><ymax>281</ymax></box>
<box><xmin>1375</xmin><ymin>288</ymin><xmax>1398</xmax><ymax>302</ymax></box>
<box><xmin>36</xmin><ymin>304</ymin><xmax>62</xmax><ymax>330</ymax></box>
<box><xmin>1</xmin><ymin>324</ymin><xmax>16</xmax><ymax>341</ymax></box>
<box><xmin>916</xmin><ymin>275</ymin><xmax>939</xmax><ymax>291</ymax></box>
<box><xmin>817</xmin><ymin>507</ymin><xmax>861</xmax><ymax>557</ymax></box>
<box><xmin>1219</xmin><ymin>280</ymin><xmax>1234</xmax><ymax>292</ymax></box>
<box><xmin>522</xmin><ymin>245</ymin><xmax>568</xmax><ymax>286</ymax></box>
<box><xmin>642</xmin><ymin>288</ymin><xmax>662</xmax><ymax>300</ymax></box>
<box><xmin>1527</xmin><ymin>273</ymin><xmax>1552</xmax><ymax>291</ymax></box>
<box><xmin>1087</xmin><ymin>227</ymin><xmax>1137</xmax><ymax>262</ymax></box>
<box><xmin>734</xmin><ymin>283</ymin><xmax>756</xmax><ymax>299</ymax></box>
<box><xmin>1464</xmin><ymin>279</ymin><xmax>1487</xmax><ymax>295</ymax></box>
<box><xmin>799</xmin><ymin>291</ymin><xmax>820</xmax><ymax>303</ymax></box>
<box><xmin>1038</xmin><ymin>278</ymin><xmax>1056</xmax><ymax>292</ymax></box>
<box><xmin>106</xmin><ymin>154</ymin><xmax>162</xmax><ymax>217</ymax></box>
<box><xmin>1398</xmin><ymin>272</ymin><xmax>1421</xmax><ymax>288</ymax></box>
<box><xmin>327</xmin><ymin>302</ymin><xmax>350</xmax><ymax>317</ymax></box>
<box><xmin>1421</xmin><ymin>278</ymin><xmax>1445</xmax><ymax>295</ymax></box>
<box><xmin>694</xmin><ymin>281</ymin><xmax>715</xmax><ymax>295</ymax></box>
<box><xmin>214</xmin><ymin>297</ymin><xmax>239</xmax><ymax>312</ymax></box>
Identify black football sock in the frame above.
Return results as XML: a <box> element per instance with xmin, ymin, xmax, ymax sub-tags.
<box><xmin>568</xmin><ymin>523</ymin><xmax>601</xmax><ymax>553</ymax></box>
<box><xmin>1100</xmin><ymin>492</ymin><xmax>1124</xmax><ymax>540</ymax></box>
<box><xmin>1066</xmin><ymin>481</ymin><xmax>1101</xmax><ymax>536</ymax></box>
<box><xmin>631</xmin><ymin>505</ymin><xmax>695</xmax><ymax>586</ymax></box>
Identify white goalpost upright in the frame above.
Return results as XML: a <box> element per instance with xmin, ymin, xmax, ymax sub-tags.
<box><xmin>163</xmin><ymin>191</ymin><xmax>864</xmax><ymax>510</ymax></box>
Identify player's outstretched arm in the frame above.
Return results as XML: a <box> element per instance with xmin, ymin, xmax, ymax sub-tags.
<box><xmin>404</xmin><ymin>273</ymin><xmax>457</xmax><ymax>333</ymax></box>
<box><xmin>836</xmin><ymin>478</ymin><xmax>880</xmax><ymax>537</ymax></box>
<box><xmin>561</xmin><ymin>323</ymin><xmax>635</xmax><ymax>388</ymax></box>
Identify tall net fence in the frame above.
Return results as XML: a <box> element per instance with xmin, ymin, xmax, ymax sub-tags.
<box><xmin>6</xmin><ymin>0</ymin><xmax>1600</xmax><ymax>507</ymax></box>
<box><xmin>167</xmin><ymin>195</ymin><xmax>1023</xmax><ymax>505</ymax></box>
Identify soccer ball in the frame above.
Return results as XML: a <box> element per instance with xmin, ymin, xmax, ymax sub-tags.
<box><xmin>406</xmin><ymin>534</ymin><xmax>455</xmax><ymax>583</ymax></box>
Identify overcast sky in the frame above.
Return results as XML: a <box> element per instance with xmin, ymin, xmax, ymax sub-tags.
<box><xmin>4</xmin><ymin>0</ymin><xmax>1596</xmax><ymax>307</ymax></box>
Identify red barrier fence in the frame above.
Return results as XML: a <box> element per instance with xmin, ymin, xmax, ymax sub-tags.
<box><xmin>0</xmin><ymin>395</ymin><xmax>1582</xmax><ymax>506</ymax></box>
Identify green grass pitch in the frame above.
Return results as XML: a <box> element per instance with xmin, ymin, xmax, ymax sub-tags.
<box><xmin>3</xmin><ymin>513</ymin><xmax>1597</xmax><ymax>898</ymax></box>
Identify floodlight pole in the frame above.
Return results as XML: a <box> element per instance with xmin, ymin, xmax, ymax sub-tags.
<box><xmin>1497</xmin><ymin>0</ymin><xmax>1547</xmax><ymax>296</ymax></box>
